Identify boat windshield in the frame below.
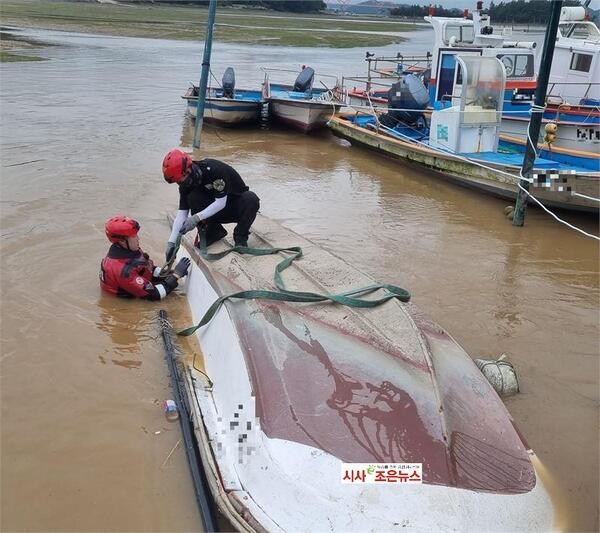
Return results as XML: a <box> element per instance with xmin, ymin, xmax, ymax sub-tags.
<box><xmin>559</xmin><ymin>22</ymin><xmax>600</xmax><ymax>41</ymax></box>
<box><xmin>496</xmin><ymin>53</ymin><xmax>534</xmax><ymax>78</ymax></box>
<box><xmin>457</xmin><ymin>56</ymin><xmax>504</xmax><ymax>120</ymax></box>
<box><xmin>444</xmin><ymin>24</ymin><xmax>475</xmax><ymax>44</ymax></box>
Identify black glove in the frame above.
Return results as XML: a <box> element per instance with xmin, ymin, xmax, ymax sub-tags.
<box><xmin>174</xmin><ymin>257</ymin><xmax>191</xmax><ymax>278</ymax></box>
<box><xmin>165</xmin><ymin>241</ymin><xmax>177</xmax><ymax>262</ymax></box>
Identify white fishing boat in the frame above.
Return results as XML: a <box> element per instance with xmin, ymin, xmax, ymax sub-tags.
<box><xmin>169</xmin><ymin>213</ymin><xmax>555</xmax><ymax>532</ymax></box>
<box><xmin>262</xmin><ymin>67</ymin><xmax>344</xmax><ymax>132</ymax></box>
<box><xmin>183</xmin><ymin>68</ymin><xmax>263</xmax><ymax>127</ymax></box>
<box><xmin>500</xmin><ymin>6</ymin><xmax>600</xmax><ymax>171</ymax></box>
<box><xmin>346</xmin><ymin>3</ymin><xmax>600</xmax><ymax>171</ymax></box>
<box><xmin>331</xmin><ymin>55</ymin><xmax>600</xmax><ymax>213</ymax></box>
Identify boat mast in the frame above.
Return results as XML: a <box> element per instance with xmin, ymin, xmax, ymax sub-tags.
<box><xmin>193</xmin><ymin>0</ymin><xmax>218</xmax><ymax>149</ymax></box>
<box><xmin>512</xmin><ymin>0</ymin><xmax>563</xmax><ymax>226</ymax></box>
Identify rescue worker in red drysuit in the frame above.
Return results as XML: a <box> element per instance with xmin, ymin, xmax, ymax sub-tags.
<box><xmin>162</xmin><ymin>149</ymin><xmax>260</xmax><ymax>262</ymax></box>
<box><xmin>100</xmin><ymin>216</ymin><xmax>190</xmax><ymax>300</ymax></box>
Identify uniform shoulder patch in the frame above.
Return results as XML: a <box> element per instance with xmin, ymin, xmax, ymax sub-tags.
<box><xmin>213</xmin><ymin>178</ymin><xmax>226</xmax><ymax>192</ymax></box>
<box><xmin>135</xmin><ymin>276</ymin><xmax>145</xmax><ymax>285</ymax></box>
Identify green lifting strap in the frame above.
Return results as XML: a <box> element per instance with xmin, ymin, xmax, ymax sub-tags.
<box><xmin>176</xmin><ymin>226</ymin><xmax>411</xmax><ymax>337</ymax></box>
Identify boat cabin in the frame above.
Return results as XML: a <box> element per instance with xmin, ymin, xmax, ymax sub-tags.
<box><xmin>426</xmin><ymin>4</ymin><xmax>536</xmax><ymax>110</ymax></box>
<box><xmin>548</xmin><ymin>6</ymin><xmax>600</xmax><ymax>106</ymax></box>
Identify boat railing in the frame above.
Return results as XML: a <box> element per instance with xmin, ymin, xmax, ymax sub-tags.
<box><xmin>547</xmin><ymin>81</ymin><xmax>600</xmax><ymax>105</ymax></box>
<box><xmin>260</xmin><ymin>66</ymin><xmax>341</xmax><ymax>87</ymax></box>
<box><xmin>362</xmin><ymin>52</ymin><xmax>432</xmax><ymax>91</ymax></box>
<box><xmin>343</xmin><ymin>75</ymin><xmax>396</xmax><ymax>90</ymax></box>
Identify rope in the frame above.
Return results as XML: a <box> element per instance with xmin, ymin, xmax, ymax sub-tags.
<box><xmin>515</xmin><ymin>182</ymin><xmax>600</xmax><ymax>241</ymax></box>
<box><xmin>177</xmin><ymin>227</ymin><xmax>411</xmax><ymax>337</ymax></box>
<box><xmin>343</xmin><ymin>105</ymin><xmax>599</xmax><ymax>241</ymax></box>
<box><xmin>572</xmin><ymin>191</ymin><xmax>600</xmax><ymax>202</ymax></box>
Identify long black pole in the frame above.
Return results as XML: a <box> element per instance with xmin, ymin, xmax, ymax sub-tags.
<box><xmin>512</xmin><ymin>0</ymin><xmax>563</xmax><ymax>226</ymax></box>
<box><xmin>159</xmin><ymin>310</ymin><xmax>219</xmax><ymax>532</ymax></box>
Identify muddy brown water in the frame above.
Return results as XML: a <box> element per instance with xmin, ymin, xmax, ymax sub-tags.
<box><xmin>1</xmin><ymin>28</ymin><xmax>598</xmax><ymax>532</ymax></box>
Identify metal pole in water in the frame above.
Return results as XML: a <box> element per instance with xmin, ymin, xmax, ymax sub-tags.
<box><xmin>193</xmin><ymin>0</ymin><xmax>218</xmax><ymax>149</ymax></box>
<box><xmin>512</xmin><ymin>0</ymin><xmax>563</xmax><ymax>226</ymax></box>
<box><xmin>158</xmin><ymin>310</ymin><xmax>219</xmax><ymax>532</ymax></box>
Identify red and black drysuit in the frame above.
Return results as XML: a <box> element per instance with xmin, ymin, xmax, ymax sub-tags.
<box><xmin>100</xmin><ymin>244</ymin><xmax>178</xmax><ymax>300</ymax></box>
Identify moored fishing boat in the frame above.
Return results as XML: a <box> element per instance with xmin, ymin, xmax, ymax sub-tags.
<box><xmin>500</xmin><ymin>6</ymin><xmax>600</xmax><ymax>171</ymax></box>
<box><xmin>183</xmin><ymin>68</ymin><xmax>263</xmax><ymax>127</ymax></box>
<box><xmin>263</xmin><ymin>66</ymin><xmax>344</xmax><ymax>132</ymax></box>
<box><xmin>344</xmin><ymin>3</ymin><xmax>600</xmax><ymax>172</ymax></box>
<box><xmin>331</xmin><ymin>55</ymin><xmax>600</xmax><ymax>213</ymax></box>
<box><xmin>169</xmin><ymin>212</ymin><xmax>555</xmax><ymax>532</ymax></box>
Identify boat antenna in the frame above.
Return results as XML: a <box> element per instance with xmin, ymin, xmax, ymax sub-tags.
<box><xmin>193</xmin><ymin>0</ymin><xmax>218</xmax><ymax>149</ymax></box>
<box><xmin>512</xmin><ymin>0</ymin><xmax>563</xmax><ymax>226</ymax></box>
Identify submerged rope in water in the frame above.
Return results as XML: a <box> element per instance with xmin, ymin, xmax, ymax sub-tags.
<box><xmin>177</xmin><ymin>227</ymin><xmax>411</xmax><ymax>337</ymax></box>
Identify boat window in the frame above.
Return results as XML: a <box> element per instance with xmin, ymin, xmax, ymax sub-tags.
<box><xmin>462</xmin><ymin>26</ymin><xmax>475</xmax><ymax>43</ymax></box>
<box><xmin>570</xmin><ymin>52</ymin><xmax>593</xmax><ymax>72</ymax></box>
<box><xmin>496</xmin><ymin>54</ymin><xmax>534</xmax><ymax>78</ymax></box>
<box><xmin>560</xmin><ymin>22</ymin><xmax>600</xmax><ymax>40</ymax></box>
<box><xmin>437</xmin><ymin>53</ymin><xmax>457</xmax><ymax>101</ymax></box>
<box><xmin>444</xmin><ymin>25</ymin><xmax>475</xmax><ymax>44</ymax></box>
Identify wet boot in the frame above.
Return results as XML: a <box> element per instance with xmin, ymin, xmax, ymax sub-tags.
<box><xmin>233</xmin><ymin>191</ymin><xmax>260</xmax><ymax>247</ymax></box>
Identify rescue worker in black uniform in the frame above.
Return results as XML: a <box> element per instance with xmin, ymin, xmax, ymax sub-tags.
<box><xmin>162</xmin><ymin>149</ymin><xmax>260</xmax><ymax>261</ymax></box>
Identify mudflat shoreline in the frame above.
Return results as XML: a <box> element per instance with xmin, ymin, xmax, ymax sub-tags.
<box><xmin>1</xmin><ymin>0</ymin><xmax>417</xmax><ymax>52</ymax></box>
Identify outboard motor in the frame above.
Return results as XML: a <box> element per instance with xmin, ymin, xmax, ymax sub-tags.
<box><xmin>381</xmin><ymin>74</ymin><xmax>430</xmax><ymax>127</ymax></box>
<box><xmin>222</xmin><ymin>67</ymin><xmax>235</xmax><ymax>98</ymax></box>
<box><xmin>292</xmin><ymin>66</ymin><xmax>314</xmax><ymax>93</ymax></box>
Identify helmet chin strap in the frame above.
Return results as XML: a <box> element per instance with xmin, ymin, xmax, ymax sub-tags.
<box><xmin>121</xmin><ymin>238</ymin><xmax>135</xmax><ymax>251</ymax></box>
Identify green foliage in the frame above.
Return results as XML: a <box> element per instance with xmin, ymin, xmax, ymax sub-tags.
<box><xmin>0</xmin><ymin>50</ymin><xmax>46</xmax><ymax>62</ymax></box>
<box><xmin>488</xmin><ymin>0</ymin><xmax>582</xmax><ymax>23</ymax></box>
<box><xmin>152</xmin><ymin>0</ymin><xmax>326</xmax><ymax>12</ymax></box>
<box><xmin>390</xmin><ymin>4</ymin><xmax>463</xmax><ymax>18</ymax></box>
<box><xmin>1</xmin><ymin>1</ymin><xmax>413</xmax><ymax>48</ymax></box>
<box><xmin>390</xmin><ymin>0</ymin><xmax>583</xmax><ymax>23</ymax></box>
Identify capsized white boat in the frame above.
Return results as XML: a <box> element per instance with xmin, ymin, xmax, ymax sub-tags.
<box><xmin>172</xmin><ymin>214</ymin><xmax>554</xmax><ymax>532</ymax></box>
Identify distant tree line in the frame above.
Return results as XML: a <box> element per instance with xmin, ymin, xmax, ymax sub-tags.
<box><xmin>488</xmin><ymin>0</ymin><xmax>582</xmax><ymax>23</ymax></box>
<box><xmin>146</xmin><ymin>0</ymin><xmax>326</xmax><ymax>12</ymax></box>
<box><xmin>390</xmin><ymin>0</ymin><xmax>583</xmax><ymax>23</ymax></box>
<box><xmin>389</xmin><ymin>4</ymin><xmax>463</xmax><ymax>18</ymax></box>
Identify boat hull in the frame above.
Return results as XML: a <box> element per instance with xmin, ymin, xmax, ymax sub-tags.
<box><xmin>183</xmin><ymin>88</ymin><xmax>263</xmax><ymax>126</ymax></box>
<box><xmin>329</xmin><ymin>114</ymin><xmax>600</xmax><ymax>213</ymax></box>
<box><xmin>500</xmin><ymin>114</ymin><xmax>600</xmax><ymax>172</ymax></box>
<box><xmin>269</xmin><ymin>99</ymin><xmax>340</xmax><ymax>132</ymax></box>
<box><xmin>171</xmin><ymin>214</ymin><xmax>555</xmax><ymax>532</ymax></box>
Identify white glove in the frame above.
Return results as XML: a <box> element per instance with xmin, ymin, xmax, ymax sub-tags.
<box><xmin>179</xmin><ymin>214</ymin><xmax>201</xmax><ymax>235</ymax></box>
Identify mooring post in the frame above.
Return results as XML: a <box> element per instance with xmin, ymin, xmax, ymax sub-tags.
<box><xmin>512</xmin><ymin>0</ymin><xmax>563</xmax><ymax>226</ymax></box>
<box><xmin>193</xmin><ymin>0</ymin><xmax>218</xmax><ymax>149</ymax></box>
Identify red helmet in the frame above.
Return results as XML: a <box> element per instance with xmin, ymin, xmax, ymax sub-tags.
<box><xmin>163</xmin><ymin>149</ymin><xmax>192</xmax><ymax>184</ymax></box>
<box><xmin>105</xmin><ymin>216</ymin><xmax>140</xmax><ymax>244</ymax></box>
